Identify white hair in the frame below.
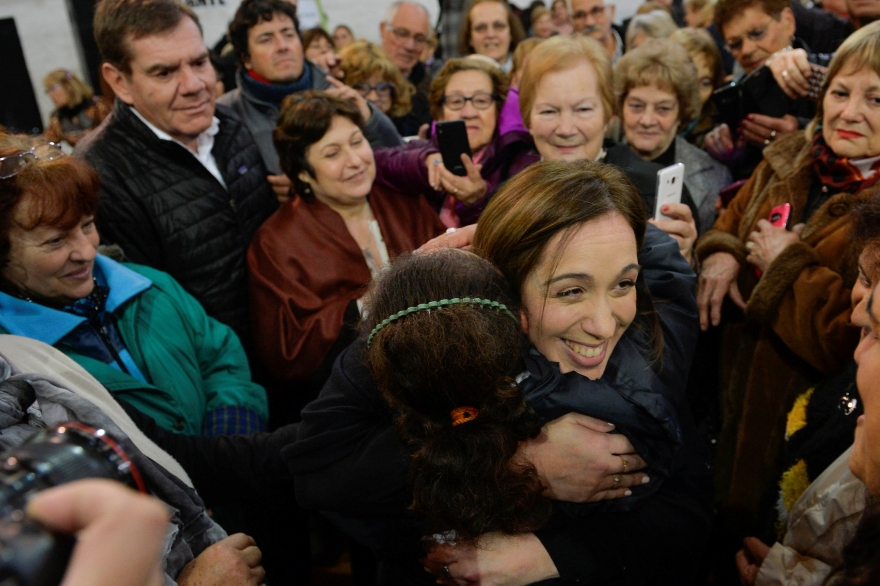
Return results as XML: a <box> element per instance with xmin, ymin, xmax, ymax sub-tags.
<box><xmin>383</xmin><ymin>1</ymin><xmax>430</xmax><ymax>25</ymax></box>
<box><xmin>625</xmin><ymin>10</ymin><xmax>678</xmax><ymax>49</ymax></box>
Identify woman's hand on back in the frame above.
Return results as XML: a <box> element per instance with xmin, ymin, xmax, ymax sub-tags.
<box><xmin>520</xmin><ymin>413</ymin><xmax>649</xmax><ymax>503</ymax></box>
<box><xmin>697</xmin><ymin>252</ymin><xmax>746</xmax><ymax>330</ymax></box>
<box><xmin>423</xmin><ymin>532</ymin><xmax>559</xmax><ymax>586</ymax></box>
<box><xmin>425</xmin><ymin>153</ymin><xmax>487</xmax><ymax>205</ymax></box>
<box><xmin>649</xmin><ymin>202</ymin><xmax>697</xmax><ymax>265</ymax></box>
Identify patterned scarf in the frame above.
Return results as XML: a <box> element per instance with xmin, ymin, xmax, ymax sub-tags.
<box><xmin>811</xmin><ymin>126</ymin><xmax>880</xmax><ymax>194</ymax></box>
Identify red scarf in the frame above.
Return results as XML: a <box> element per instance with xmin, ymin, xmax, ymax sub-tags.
<box><xmin>811</xmin><ymin>127</ymin><xmax>880</xmax><ymax>194</ymax></box>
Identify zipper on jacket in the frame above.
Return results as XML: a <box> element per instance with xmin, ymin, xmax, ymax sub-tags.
<box><xmin>90</xmin><ymin>316</ymin><xmax>131</xmax><ymax>376</ymax></box>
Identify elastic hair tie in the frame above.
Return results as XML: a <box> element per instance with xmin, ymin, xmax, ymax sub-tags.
<box><xmin>450</xmin><ymin>406</ymin><xmax>479</xmax><ymax>426</ymax></box>
<box><xmin>366</xmin><ymin>297</ymin><xmax>519</xmax><ymax>348</ymax></box>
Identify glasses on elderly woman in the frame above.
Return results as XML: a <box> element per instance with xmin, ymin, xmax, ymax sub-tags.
<box><xmin>0</xmin><ymin>143</ymin><xmax>65</xmax><ymax>179</ymax></box>
<box><xmin>442</xmin><ymin>92</ymin><xmax>499</xmax><ymax>110</ymax></box>
<box><xmin>353</xmin><ymin>82</ymin><xmax>395</xmax><ymax>98</ymax></box>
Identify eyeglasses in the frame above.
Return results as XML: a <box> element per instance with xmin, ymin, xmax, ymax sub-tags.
<box><xmin>472</xmin><ymin>21</ymin><xmax>509</xmax><ymax>34</ymax></box>
<box><xmin>723</xmin><ymin>18</ymin><xmax>776</xmax><ymax>54</ymax></box>
<box><xmin>385</xmin><ymin>23</ymin><xmax>429</xmax><ymax>46</ymax></box>
<box><xmin>0</xmin><ymin>143</ymin><xmax>65</xmax><ymax>179</ymax></box>
<box><xmin>353</xmin><ymin>82</ymin><xmax>395</xmax><ymax>98</ymax></box>
<box><xmin>442</xmin><ymin>92</ymin><xmax>498</xmax><ymax>110</ymax></box>
<box><xmin>573</xmin><ymin>5</ymin><xmax>608</xmax><ymax>20</ymax></box>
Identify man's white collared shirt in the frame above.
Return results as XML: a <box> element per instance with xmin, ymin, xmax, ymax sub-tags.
<box><xmin>130</xmin><ymin>107</ymin><xmax>227</xmax><ymax>189</ymax></box>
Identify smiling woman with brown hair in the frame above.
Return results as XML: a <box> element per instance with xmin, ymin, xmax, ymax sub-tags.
<box><xmin>248</xmin><ymin>92</ymin><xmax>443</xmax><ymax>409</ymax></box>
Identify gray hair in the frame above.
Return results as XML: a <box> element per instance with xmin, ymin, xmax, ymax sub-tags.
<box><xmin>383</xmin><ymin>0</ymin><xmax>431</xmax><ymax>25</ymax></box>
<box><xmin>625</xmin><ymin>10</ymin><xmax>678</xmax><ymax>50</ymax></box>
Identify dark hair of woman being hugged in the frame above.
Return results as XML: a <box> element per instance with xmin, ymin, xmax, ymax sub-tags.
<box><xmin>362</xmin><ymin>249</ymin><xmax>551</xmax><ymax>541</ymax></box>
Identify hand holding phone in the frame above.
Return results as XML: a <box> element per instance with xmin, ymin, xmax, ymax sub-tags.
<box><xmin>654</xmin><ymin>163</ymin><xmax>685</xmax><ymax>221</ymax></box>
<box><xmin>436</xmin><ymin>120</ymin><xmax>472</xmax><ymax>176</ymax></box>
<box><xmin>746</xmin><ymin>203</ymin><xmax>800</xmax><ymax>277</ymax></box>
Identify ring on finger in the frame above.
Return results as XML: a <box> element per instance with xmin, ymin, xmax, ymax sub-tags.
<box><xmin>770</xmin><ymin>130</ymin><xmax>777</xmax><ymax>139</ymax></box>
<box><xmin>746</xmin><ymin>241</ymin><xmax>755</xmax><ymax>250</ymax></box>
<box><xmin>613</xmin><ymin>473</ymin><xmax>621</xmax><ymax>487</ymax></box>
<box><xmin>620</xmin><ymin>455</ymin><xmax>628</xmax><ymax>473</ymax></box>
<box><xmin>453</xmin><ymin>187</ymin><xmax>459</xmax><ymax>194</ymax></box>
<box><xmin>764</xmin><ymin>138</ymin><xmax>771</xmax><ymax>146</ymax></box>
<box><xmin>443</xmin><ymin>565</ymin><xmax>451</xmax><ymax>578</ymax></box>
<box><xmin>782</xmin><ymin>69</ymin><xmax>789</xmax><ymax>78</ymax></box>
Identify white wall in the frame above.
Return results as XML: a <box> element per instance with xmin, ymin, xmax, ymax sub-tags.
<box><xmin>1</xmin><ymin>0</ymin><xmax>86</xmax><ymax>129</ymax></box>
<box><xmin>5</xmin><ymin>0</ymin><xmax>639</xmax><ymax>127</ymax></box>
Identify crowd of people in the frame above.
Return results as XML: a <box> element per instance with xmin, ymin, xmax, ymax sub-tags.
<box><xmin>3</xmin><ymin>0</ymin><xmax>880</xmax><ymax>583</ymax></box>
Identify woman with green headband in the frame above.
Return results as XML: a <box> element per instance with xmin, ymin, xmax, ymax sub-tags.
<box><xmin>119</xmin><ymin>160</ymin><xmax>711</xmax><ymax>584</ymax></box>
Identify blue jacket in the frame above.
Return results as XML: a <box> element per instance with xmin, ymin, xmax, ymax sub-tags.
<box><xmin>0</xmin><ymin>255</ymin><xmax>268</xmax><ymax>435</ymax></box>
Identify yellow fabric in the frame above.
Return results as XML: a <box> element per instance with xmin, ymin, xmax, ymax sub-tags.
<box><xmin>786</xmin><ymin>388</ymin><xmax>815</xmax><ymax>440</ymax></box>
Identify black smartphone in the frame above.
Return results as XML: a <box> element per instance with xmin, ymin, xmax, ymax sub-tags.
<box><xmin>712</xmin><ymin>81</ymin><xmax>745</xmax><ymax>130</ymax></box>
<box><xmin>435</xmin><ymin>120</ymin><xmax>471</xmax><ymax>176</ymax></box>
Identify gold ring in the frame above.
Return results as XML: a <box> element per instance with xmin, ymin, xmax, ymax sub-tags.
<box><xmin>453</xmin><ymin>188</ymin><xmax>459</xmax><ymax>194</ymax></box>
<box><xmin>620</xmin><ymin>455</ymin><xmax>628</xmax><ymax>473</ymax></box>
<box><xmin>613</xmin><ymin>473</ymin><xmax>621</xmax><ymax>486</ymax></box>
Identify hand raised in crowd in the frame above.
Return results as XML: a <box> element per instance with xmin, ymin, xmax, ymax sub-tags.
<box><xmin>423</xmin><ymin>532</ymin><xmax>560</xmax><ymax>586</ymax></box>
<box><xmin>266</xmin><ymin>174</ymin><xmax>293</xmax><ymax>204</ymax></box>
<box><xmin>177</xmin><ymin>533</ymin><xmax>266</xmax><ymax>586</ymax></box>
<box><xmin>520</xmin><ymin>412</ymin><xmax>649</xmax><ymax>502</ymax></box>
<box><xmin>26</xmin><ymin>479</ymin><xmax>168</xmax><ymax>586</ymax></box>
<box><xmin>735</xmin><ymin>537</ymin><xmax>771</xmax><ymax>586</ymax></box>
<box><xmin>425</xmin><ymin>153</ymin><xmax>488</xmax><ymax>205</ymax></box>
<box><xmin>697</xmin><ymin>252</ymin><xmax>747</xmax><ymax>331</ymax></box>
<box><xmin>739</xmin><ymin>114</ymin><xmax>799</xmax><ymax>149</ymax></box>
<box><xmin>418</xmin><ymin>223</ymin><xmax>477</xmax><ymax>253</ymax></box>
<box><xmin>649</xmin><ymin>202</ymin><xmax>698</xmax><ymax>266</ymax></box>
<box><xmin>704</xmin><ymin>123</ymin><xmax>745</xmax><ymax>163</ymax></box>
<box><xmin>746</xmin><ymin>220</ymin><xmax>804</xmax><ymax>273</ymax></box>
<box><xmin>325</xmin><ymin>75</ymin><xmax>372</xmax><ymax>123</ymax></box>
<box><xmin>767</xmin><ymin>48</ymin><xmax>812</xmax><ymax>99</ymax></box>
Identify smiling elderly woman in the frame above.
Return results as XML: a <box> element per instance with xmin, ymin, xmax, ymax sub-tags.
<box><xmin>247</xmin><ymin>92</ymin><xmax>443</xmax><ymax>414</ymax></box>
<box><xmin>695</xmin><ymin>21</ymin><xmax>880</xmax><ymax>531</ymax></box>
<box><xmin>0</xmin><ymin>137</ymin><xmax>268</xmax><ymax>436</ymax></box>
<box><xmin>614</xmin><ymin>38</ymin><xmax>732</xmax><ymax>235</ymax></box>
<box><xmin>373</xmin><ymin>57</ymin><xmax>536</xmax><ymax>227</ymax></box>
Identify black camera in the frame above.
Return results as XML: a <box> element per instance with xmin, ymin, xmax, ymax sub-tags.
<box><xmin>0</xmin><ymin>423</ymin><xmax>144</xmax><ymax>586</ymax></box>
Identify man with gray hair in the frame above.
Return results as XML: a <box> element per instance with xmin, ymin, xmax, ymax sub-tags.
<box><xmin>570</xmin><ymin>0</ymin><xmax>625</xmax><ymax>63</ymax></box>
<box><xmin>380</xmin><ymin>0</ymin><xmax>434</xmax><ymax>133</ymax></box>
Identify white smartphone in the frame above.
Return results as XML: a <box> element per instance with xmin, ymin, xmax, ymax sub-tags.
<box><xmin>654</xmin><ymin>163</ymin><xmax>685</xmax><ymax>221</ymax></box>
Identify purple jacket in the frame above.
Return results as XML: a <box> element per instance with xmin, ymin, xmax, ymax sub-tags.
<box><xmin>373</xmin><ymin>130</ymin><xmax>539</xmax><ymax>226</ymax></box>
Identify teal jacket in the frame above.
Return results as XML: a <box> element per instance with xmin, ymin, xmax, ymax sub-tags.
<box><xmin>0</xmin><ymin>256</ymin><xmax>268</xmax><ymax>435</ymax></box>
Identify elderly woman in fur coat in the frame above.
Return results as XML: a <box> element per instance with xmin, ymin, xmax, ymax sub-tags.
<box><xmin>694</xmin><ymin>22</ymin><xmax>880</xmax><ymax>535</ymax></box>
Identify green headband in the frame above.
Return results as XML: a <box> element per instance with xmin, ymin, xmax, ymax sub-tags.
<box><xmin>366</xmin><ymin>297</ymin><xmax>519</xmax><ymax>348</ymax></box>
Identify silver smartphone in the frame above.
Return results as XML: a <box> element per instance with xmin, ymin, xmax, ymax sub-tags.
<box><xmin>654</xmin><ymin>163</ymin><xmax>685</xmax><ymax>221</ymax></box>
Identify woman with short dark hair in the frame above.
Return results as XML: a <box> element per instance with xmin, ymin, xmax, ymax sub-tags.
<box><xmin>247</xmin><ymin>91</ymin><xmax>443</xmax><ymax>406</ymax></box>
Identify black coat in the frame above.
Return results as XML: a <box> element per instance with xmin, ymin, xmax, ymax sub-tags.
<box><xmin>76</xmin><ymin>101</ymin><xmax>278</xmax><ymax>345</ymax></box>
<box><xmin>134</xmin><ymin>227</ymin><xmax>713</xmax><ymax>585</ymax></box>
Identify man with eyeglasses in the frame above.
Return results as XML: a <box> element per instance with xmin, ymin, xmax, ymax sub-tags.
<box><xmin>220</xmin><ymin>0</ymin><xmax>401</xmax><ymax>200</ymax></box>
<box><xmin>704</xmin><ymin>0</ymin><xmax>830</xmax><ymax>179</ymax></box>
<box><xmin>570</xmin><ymin>0</ymin><xmax>625</xmax><ymax>63</ymax></box>
<box><xmin>380</xmin><ymin>1</ymin><xmax>436</xmax><ymax>134</ymax></box>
